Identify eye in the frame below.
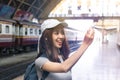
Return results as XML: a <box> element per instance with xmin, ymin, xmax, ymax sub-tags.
<box><xmin>53</xmin><ymin>31</ymin><xmax>59</xmax><ymax>35</ymax></box>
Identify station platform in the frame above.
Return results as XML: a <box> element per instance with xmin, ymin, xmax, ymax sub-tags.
<box><xmin>13</xmin><ymin>74</ymin><xmax>24</xmax><ymax>80</ymax></box>
<box><xmin>0</xmin><ymin>51</ymin><xmax>37</xmax><ymax>66</ymax></box>
<box><xmin>0</xmin><ymin>51</ymin><xmax>38</xmax><ymax>80</ymax></box>
<box><xmin>13</xmin><ymin>33</ymin><xmax>120</xmax><ymax>80</ymax></box>
<box><xmin>71</xmin><ymin>34</ymin><xmax>120</xmax><ymax>80</ymax></box>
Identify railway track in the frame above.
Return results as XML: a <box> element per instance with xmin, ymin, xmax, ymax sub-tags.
<box><xmin>0</xmin><ymin>43</ymin><xmax>80</xmax><ymax>80</ymax></box>
<box><xmin>0</xmin><ymin>59</ymin><xmax>34</xmax><ymax>80</ymax></box>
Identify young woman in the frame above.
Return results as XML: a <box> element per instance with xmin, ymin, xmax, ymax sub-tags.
<box><xmin>35</xmin><ymin>19</ymin><xmax>94</xmax><ymax>80</ymax></box>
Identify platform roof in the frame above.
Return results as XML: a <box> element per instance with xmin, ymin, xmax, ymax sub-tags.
<box><xmin>0</xmin><ymin>0</ymin><xmax>61</xmax><ymax>20</ymax></box>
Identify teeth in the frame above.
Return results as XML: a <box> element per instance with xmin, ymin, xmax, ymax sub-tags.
<box><xmin>57</xmin><ymin>39</ymin><xmax>63</xmax><ymax>43</ymax></box>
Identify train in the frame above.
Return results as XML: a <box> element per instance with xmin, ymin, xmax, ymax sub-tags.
<box><xmin>0</xmin><ymin>18</ymin><xmax>81</xmax><ymax>56</ymax></box>
<box><xmin>0</xmin><ymin>18</ymin><xmax>40</xmax><ymax>55</ymax></box>
<box><xmin>64</xmin><ymin>29</ymin><xmax>81</xmax><ymax>47</ymax></box>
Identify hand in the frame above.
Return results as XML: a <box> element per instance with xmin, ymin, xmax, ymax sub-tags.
<box><xmin>83</xmin><ymin>28</ymin><xmax>94</xmax><ymax>45</ymax></box>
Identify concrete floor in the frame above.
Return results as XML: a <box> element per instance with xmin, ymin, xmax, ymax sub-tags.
<box><xmin>72</xmin><ymin>32</ymin><xmax>120</xmax><ymax>80</ymax></box>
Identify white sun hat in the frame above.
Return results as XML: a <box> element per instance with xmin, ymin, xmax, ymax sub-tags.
<box><xmin>41</xmin><ymin>19</ymin><xmax>68</xmax><ymax>33</ymax></box>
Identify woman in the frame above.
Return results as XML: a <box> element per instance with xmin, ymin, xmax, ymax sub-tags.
<box><xmin>35</xmin><ymin>19</ymin><xmax>94</xmax><ymax>80</ymax></box>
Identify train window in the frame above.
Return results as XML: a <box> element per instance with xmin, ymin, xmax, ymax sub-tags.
<box><xmin>20</xmin><ymin>27</ymin><xmax>23</xmax><ymax>35</ymax></box>
<box><xmin>30</xmin><ymin>28</ymin><xmax>33</xmax><ymax>34</ymax></box>
<box><xmin>25</xmin><ymin>28</ymin><xmax>27</xmax><ymax>35</ymax></box>
<box><xmin>0</xmin><ymin>24</ymin><xmax>2</xmax><ymax>33</ymax></box>
<box><xmin>39</xmin><ymin>30</ymin><xmax>41</xmax><ymax>35</ymax></box>
<box><xmin>15</xmin><ymin>26</ymin><xmax>18</xmax><ymax>35</ymax></box>
<box><xmin>6</xmin><ymin>25</ymin><xmax>9</xmax><ymax>33</ymax></box>
<box><xmin>35</xmin><ymin>29</ymin><xmax>37</xmax><ymax>35</ymax></box>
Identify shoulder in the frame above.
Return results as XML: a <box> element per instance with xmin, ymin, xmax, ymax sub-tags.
<box><xmin>35</xmin><ymin>54</ymin><xmax>49</xmax><ymax>69</ymax></box>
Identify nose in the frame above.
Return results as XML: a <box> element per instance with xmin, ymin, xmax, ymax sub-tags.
<box><xmin>58</xmin><ymin>33</ymin><xmax>64</xmax><ymax>38</ymax></box>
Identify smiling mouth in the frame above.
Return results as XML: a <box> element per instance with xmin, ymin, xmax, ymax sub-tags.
<box><xmin>56</xmin><ymin>39</ymin><xmax>63</xmax><ymax>46</ymax></box>
<box><xmin>58</xmin><ymin>42</ymin><xmax>62</xmax><ymax>45</ymax></box>
<box><xmin>56</xmin><ymin>40</ymin><xmax>62</xmax><ymax>46</ymax></box>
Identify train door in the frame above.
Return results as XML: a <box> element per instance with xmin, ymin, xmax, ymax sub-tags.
<box><xmin>14</xmin><ymin>22</ymin><xmax>23</xmax><ymax>52</ymax></box>
<box><xmin>14</xmin><ymin>24</ymin><xmax>19</xmax><ymax>44</ymax></box>
<box><xmin>11</xmin><ymin>22</ymin><xmax>16</xmax><ymax>53</ymax></box>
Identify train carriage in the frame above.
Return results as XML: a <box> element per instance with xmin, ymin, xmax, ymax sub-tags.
<box><xmin>18</xmin><ymin>21</ymin><xmax>41</xmax><ymax>52</ymax></box>
<box><xmin>0</xmin><ymin>18</ymin><xmax>18</xmax><ymax>55</ymax></box>
<box><xmin>0</xmin><ymin>18</ymin><xmax>41</xmax><ymax>55</ymax></box>
<box><xmin>64</xmin><ymin>28</ymin><xmax>81</xmax><ymax>52</ymax></box>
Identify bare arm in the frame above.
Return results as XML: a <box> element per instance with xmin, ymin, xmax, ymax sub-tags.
<box><xmin>41</xmin><ymin>28</ymin><xmax>95</xmax><ymax>72</ymax></box>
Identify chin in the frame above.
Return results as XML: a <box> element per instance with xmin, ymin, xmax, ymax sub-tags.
<box><xmin>57</xmin><ymin>45</ymin><xmax>62</xmax><ymax>48</ymax></box>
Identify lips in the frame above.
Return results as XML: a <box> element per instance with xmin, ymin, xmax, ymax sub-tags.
<box><xmin>56</xmin><ymin>40</ymin><xmax>62</xmax><ymax>46</ymax></box>
<box><xmin>58</xmin><ymin>42</ymin><xmax>62</xmax><ymax>46</ymax></box>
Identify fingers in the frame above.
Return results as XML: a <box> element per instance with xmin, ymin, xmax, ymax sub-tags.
<box><xmin>90</xmin><ymin>28</ymin><xmax>95</xmax><ymax>38</ymax></box>
<box><xmin>87</xmin><ymin>27</ymin><xmax>95</xmax><ymax>37</ymax></box>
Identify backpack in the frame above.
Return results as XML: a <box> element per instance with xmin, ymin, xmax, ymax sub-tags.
<box><xmin>24</xmin><ymin>62</ymin><xmax>38</xmax><ymax>80</ymax></box>
<box><xmin>24</xmin><ymin>61</ymin><xmax>49</xmax><ymax>80</ymax></box>
<box><xmin>24</xmin><ymin>36</ymin><xmax>49</xmax><ymax>80</ymax></box>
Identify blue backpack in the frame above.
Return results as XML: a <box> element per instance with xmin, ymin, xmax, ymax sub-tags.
<box><xmin>24</xmin><ymin>61</ymin><xmax>49</xmax><ymax>80</ymax></box>
<box><xmin>24</xmin><ymin>62</ymin><xmax>38</xmax><ymax>80</ymax></box>
<box><xmin>24</xmin><ymin>36</ymin><xmax>49</xmax><ymax>80</ymax></box>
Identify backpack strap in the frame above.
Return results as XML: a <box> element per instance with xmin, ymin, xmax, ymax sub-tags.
<box><xmin>24</xmin><ymin>62</ymin><xmax>38</xmax><ymax>80</ymax></box>
<box><xmin>41</xmin><ymin>71</ymin><xmax>49</xmax><ymax>80</ymax></box>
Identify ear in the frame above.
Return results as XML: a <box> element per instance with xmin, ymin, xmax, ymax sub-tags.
<box><xmin>45</xmin><ymin>38</ymin><xmax>47</xmax><ymax>40</ymax></box>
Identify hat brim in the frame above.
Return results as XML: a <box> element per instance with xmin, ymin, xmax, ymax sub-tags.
<box><xmin>58</xmin><ymin>22</ymin><xmax>68</xmax><ymax>28</ymax></box>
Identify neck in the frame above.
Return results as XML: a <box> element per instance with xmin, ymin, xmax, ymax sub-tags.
<box><xmin>53</xmin><ymin>47</ymin><xmax>60</xmax><ymax>55</ymax></box>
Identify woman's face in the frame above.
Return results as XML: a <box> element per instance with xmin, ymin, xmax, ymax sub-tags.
<box><xmin>52</xmin><ymin>25</ymin><xmax>65</xmax><ymax>49</ymax></box>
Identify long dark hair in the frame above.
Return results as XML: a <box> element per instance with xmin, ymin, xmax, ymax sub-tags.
<box><xmin>37</xmin><ymin>25</ymin><xmax>70</xmax><ymax>62</ymax></box>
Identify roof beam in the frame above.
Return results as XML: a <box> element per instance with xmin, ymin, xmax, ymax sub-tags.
<box><xmin>38</xmin><ymin>0</ymin><xmax>61</xmax><ymax>19</ymax></box>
